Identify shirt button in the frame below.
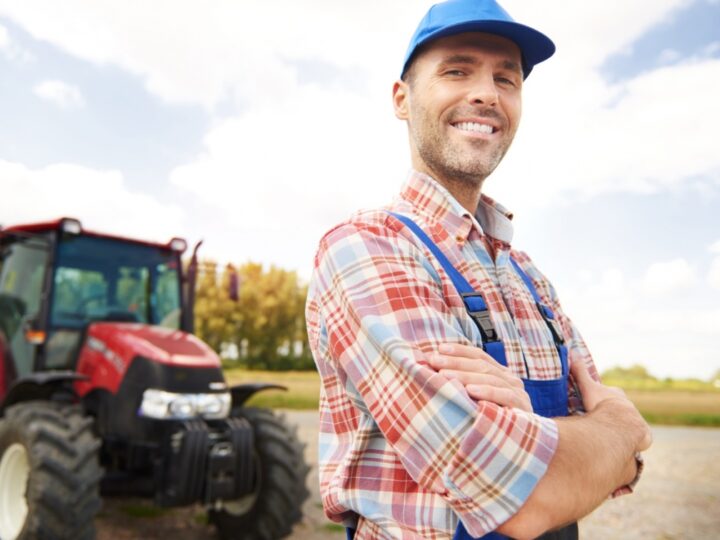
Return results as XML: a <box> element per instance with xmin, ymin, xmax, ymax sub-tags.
<box><xmin>456</xmin><ymin>235</ymin><xmax>464</xmax><ymax>243</ymax></box>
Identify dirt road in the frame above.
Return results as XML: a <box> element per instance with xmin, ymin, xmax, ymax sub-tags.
<box><xmin>97</xmin><ymin>411</ymin><xmax>720</xmax><ymax>539</ymax></box>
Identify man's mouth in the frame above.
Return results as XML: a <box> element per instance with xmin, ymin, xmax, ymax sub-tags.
<box><xmin>452</xmin><ymin>121</ymin><xmax>496</xmax><ymax>135</ymax></box>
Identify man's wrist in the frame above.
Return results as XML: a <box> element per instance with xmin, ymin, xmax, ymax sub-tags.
<box><xmin>591</xmin><ymin>398</ymin><xmax>647</xmax><ymax>451</ymax></box>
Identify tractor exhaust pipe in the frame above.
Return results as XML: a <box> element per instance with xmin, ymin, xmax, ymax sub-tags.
<box><xmin>182</xmin><ymin>240</ymin><xmax>203</xmax><ymax>334</ymax></box>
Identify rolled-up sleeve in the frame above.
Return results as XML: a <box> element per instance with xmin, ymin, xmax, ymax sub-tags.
<box><xmin>313</xmin><ymin>218</ymin><xmax>559</xmax><ymax>536</ymax></box>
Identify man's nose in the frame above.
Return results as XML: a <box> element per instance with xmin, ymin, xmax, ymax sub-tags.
<box><xmin>467</xmin><ymin>75</ymin><xmax>499</xmax><ymax>107</ymax></box>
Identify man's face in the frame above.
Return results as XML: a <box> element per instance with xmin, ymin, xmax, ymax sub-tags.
<box><xmin>394</xmin><ymin>32</ymin><xmax>523</xmax><ymax>188</ymax></box>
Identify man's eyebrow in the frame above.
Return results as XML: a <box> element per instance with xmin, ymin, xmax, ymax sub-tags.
<box><xmin>439</xmin><ymin>54</ymin><xmax>478</xmax><ymax>67</ymax></box>
<box><xmin>501</xmin><ymin>59</ymin><xmax>522</xmax><ymax>74</ymax></box>
<box><xmin>438</xmin><ymin>55</ymin><xmax>522</xmax><ymax>74</ymax></box>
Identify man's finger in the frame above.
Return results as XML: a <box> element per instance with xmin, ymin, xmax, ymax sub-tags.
<box><xmin>429</xmin><ymin>352</ymin><xmax>509</xmax><ymax>375</ymax></box>
<box><xmin>439</xmin><ymin>370</ymin><xmax>514</xmax><ymax>390</ymax></box>
<box><xmin>438</xmin><ymin>343</ymin><xmax>496</xmax><ymax>361</ymax></box>
<box><xmin>467</xmin><ymin>385</ymin><xmax>532</xmax><ymax>413</ymax></box>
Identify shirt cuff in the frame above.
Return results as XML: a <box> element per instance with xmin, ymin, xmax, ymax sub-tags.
<box><xmin>446</xmin><ymin>408</ymin><xmax>559</xmax><ymax>536</ymax></box>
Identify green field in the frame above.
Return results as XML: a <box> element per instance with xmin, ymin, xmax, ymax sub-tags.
<box><xmin>225</xmin><ymin>369</ymin><xmax>720</xmax><ymax>426</ymax></box>
<box><xmin>225</xmin><ymin>369</ymin><xmax>322</xmax><ymax>409</ymax></box>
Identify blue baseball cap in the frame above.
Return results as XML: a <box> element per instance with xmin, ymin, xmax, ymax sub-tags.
<box><xmin>401</xmin><ymin>0</ymin><xmax>555</xmax><ymax>79</ymax></box>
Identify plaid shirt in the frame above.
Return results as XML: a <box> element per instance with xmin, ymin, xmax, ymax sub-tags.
<box><xmin>306</xmin><ymin>171</ymin><xmax>601</xmax><ymax>539</ymax></box>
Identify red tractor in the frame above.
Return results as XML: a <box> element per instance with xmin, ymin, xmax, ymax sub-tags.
<box><xmin>0</xmin><ymin>218</ymin><xmax>309</xmax><ymax>539</ymax></box>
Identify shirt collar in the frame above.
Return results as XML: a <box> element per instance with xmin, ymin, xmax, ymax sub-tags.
<box><xmin>476</xmin><ymin>194</ymin><xmax>514</xmax><ymax>244</ymax></box>
<box><xmin>397</xmin><ymin>170</ymin><xmax>515</xmax><ymax>245</ymax></box>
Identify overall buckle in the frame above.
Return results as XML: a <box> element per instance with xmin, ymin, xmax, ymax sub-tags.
<box><xmin>537</xmin><ymin>302</ymin><xmax>565</xmax><ymax>345</ymax></box>
<box><xmin>461</xmin><ymin>292</ymin><xmax>499</xmax><ymax>343</ymax></box>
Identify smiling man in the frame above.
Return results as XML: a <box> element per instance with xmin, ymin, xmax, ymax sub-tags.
<box><xmin>306</xmin><ymin>1</ymin><xmax>651</xmax><ymax>539</ymax></box>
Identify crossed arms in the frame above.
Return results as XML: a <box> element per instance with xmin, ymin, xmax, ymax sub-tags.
<box><xmin>430</xmin><ymin>344</ymin><xmax>650</xmax><ymax>539</ymax></box>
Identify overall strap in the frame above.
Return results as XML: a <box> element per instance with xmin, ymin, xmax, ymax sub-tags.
<box><xmin>389</xmin><ymin>211</ymin><xmax>506</xmax><ymax>366</ymax></box>
<box><xmin>509</xmin><ymin>259</ymin><xmax>568</xmax><ymax>377</ymax></box>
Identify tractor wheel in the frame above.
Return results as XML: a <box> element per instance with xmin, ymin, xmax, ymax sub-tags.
<box><xmin>209</xmin><ymin>407</ymin><xmax>310</xmax><ymax>540</ymax></box>
<box><xmin>0</xmin><ymin>401</ymin><xmax>102</xmax><ymax>540</ymax></box>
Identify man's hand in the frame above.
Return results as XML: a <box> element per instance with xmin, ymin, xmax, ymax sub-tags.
<box><xmin>428</xmin><ymin>343</ymin><xmax>532</xmax><ymax>412</ymax></box>
<box><xmin>571</xmin><ymin>359</ymin><xmax>653</xmax><ymax>452</ymax></box>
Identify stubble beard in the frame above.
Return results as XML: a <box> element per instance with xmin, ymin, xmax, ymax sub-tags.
<box><xmin>410</xmin><ymin>106</ymin><xmax>511</xmax><ymax>189</ymax></box>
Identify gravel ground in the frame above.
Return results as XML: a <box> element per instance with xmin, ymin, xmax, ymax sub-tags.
<box><xmin>97</xmin><ymin>411</ymin><xmax>720</xmax><ymax>539</ymax></box>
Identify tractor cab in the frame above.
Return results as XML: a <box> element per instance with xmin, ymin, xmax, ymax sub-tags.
<box><xmin>0</xmin><ymin>218</ymin><xmax>192</xmax><ymax>396</ymax></box>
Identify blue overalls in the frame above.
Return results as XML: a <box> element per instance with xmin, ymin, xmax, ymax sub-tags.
<box><xmin>346</xmin><ymin>213</ymin><xmax>577</xmax><ymax>540</ymax></box>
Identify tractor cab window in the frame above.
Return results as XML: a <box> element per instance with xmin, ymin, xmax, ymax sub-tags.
<box><xmin>49</xmin><ymin>235</ymin><xmax>182</xmax><ymax>331</ymax></box>
<box><xmin>0</xmin><ymin>236</ymin><xmax>50</xmax><ymax>378</ymax></box>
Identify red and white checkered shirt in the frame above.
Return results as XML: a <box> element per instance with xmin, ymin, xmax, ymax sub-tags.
<box><xmin>306</xmin><ymin>171</ymin><xmax>601</xmax><ymax>539</ymax></box>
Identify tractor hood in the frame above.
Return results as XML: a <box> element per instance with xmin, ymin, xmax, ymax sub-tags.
<box><xmin>74</xmin><ymin>323</ymin><xmax>223</xmax><ymax>396</ymax></box>
<box><xmin>85</xmin><ymin>323</ymin><xmax>221</xmax><ymax>368</ymax></box>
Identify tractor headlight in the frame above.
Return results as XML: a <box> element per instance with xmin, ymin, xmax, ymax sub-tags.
<box><xmin>139</xmin><ymin>389</ymin><xmax>231</xmax><ymax>420</ymax></box>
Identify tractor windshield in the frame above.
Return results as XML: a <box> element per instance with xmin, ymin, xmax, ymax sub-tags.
<box><xmin>50</xmin><ymin>234</ymin><xmax>182</xmax><ymax>331</ymax></box>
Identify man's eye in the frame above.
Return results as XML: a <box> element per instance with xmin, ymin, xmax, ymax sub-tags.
<box><xmin>495</xmin><ymin>77</ymin><xmax>516</xmax><ymax>86</ymax></box>
<box><xmin>444</xmin><ymin>69</ymin><xmax>465</xmax><ymax>76</ymax></box>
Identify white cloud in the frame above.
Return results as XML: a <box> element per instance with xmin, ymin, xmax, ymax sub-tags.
<box><xmin>709</xmin><ymin>240</ymin><xmax>720</xmax><ymax>253</ymax></box>
<box><xmin>708</xmin><ymin>257</ymin><xmax>720</xmax><ymax>290</ymax></box>
<box><xmin>4</xmin><ymin>0</ymin><xmax>711</xmax><ymax>210</ymax></box>
<box><xmin>33</xmin><ymin>79</ymin><xmax>84</xmax><ymax>108</ymax></box>
<box><xmin>0</xmin><ymin>0</ymin><xmax>424</xmax><ymax>108</ymax></box>
<box><xmin>506</xmin><ymin>0</ymin><xmax>691</xmax><ymax>69</ymax></box>
<box><xmin>0</xmin><ymin>20</ymin><xmax>33</xmax><ymax>63</ymax></box>
<box><xmin>0</xmin><ymin>160</ymin><xmax>184</xmax><ymax>243</ymax></box>
<box><xmin>641</xmin><ymin>258</ymin><xmax>696</xmax><ymax>295</ymax></box>
<box><xmin>169</xmin><ymin>83</ymin><xmax>408</xmax><ymax>272</ymax></box>
<box><xmin>559</xmin><ymin>266</ymin><xmax>719</xmax><ymax>379</ymax></box>
<box><xmin>490</xmin><ymin>55</ymin><xmax>720</xmax><ymax>210</ymax></box>
<box><xmin>0</xmin><ymin>23</ymin><xmax>8</xmax><ymax>49</ymax></box>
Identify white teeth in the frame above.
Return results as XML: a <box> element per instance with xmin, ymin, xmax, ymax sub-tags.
<box><xmin>454</xmin><ymin>122</ymin><xmax>493</xmax><ymax>134</ymax></box>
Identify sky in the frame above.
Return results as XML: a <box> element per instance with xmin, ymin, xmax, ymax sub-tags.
<box><xmin>0</xmin><ymin>0</ymin><xmax>718</xmax><ymax>379</ymax></box>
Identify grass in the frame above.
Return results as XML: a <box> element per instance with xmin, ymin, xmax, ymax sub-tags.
<box><xmin>624</xmin><ymin>389</ymin><xmax>720</xmax><ymax>427</ymax></box>
<box><xmin>602</xmin><ymin>376</ymin><xmax>719</xmax><ymax>392</ymax></box>
<box><xmin>321</xmin><ymin>523</ymin><xmax>347</xmax><ymax>533</ymax></box>
<box><xmin>224</xmin><ymin>369</ymin><xmax>321</xmax><ymax>409</ymax></box>
<box><xmin>223</xmin><ymin>368</ymin><xmax>720</xmax><ymax>427</ymax></box>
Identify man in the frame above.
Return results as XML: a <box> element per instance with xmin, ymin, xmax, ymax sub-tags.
<box><xmin>305</xmin><ymin>1</ymin><xmax>651</xmax><ymax>538</ymax></box>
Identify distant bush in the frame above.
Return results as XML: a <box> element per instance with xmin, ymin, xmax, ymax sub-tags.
<box><xmin>601</xmin><ymin>364</ymin><xmax>656</xmax><ymax>381</ymax></box>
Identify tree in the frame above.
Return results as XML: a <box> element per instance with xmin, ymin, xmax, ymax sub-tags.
<box><xmin>193</xmin><ymin>261</ymin><xmax>241</xmax><ymax>353</ymax></box>
<box><xmin>193</xmin><ymin>260</ymin><xmax>313</xmax><ymax>370</ymax></box>
<box><xmin>601</xmin><ymin>364</ymin><xmax>656</xmax><ymax>381</ymax></box>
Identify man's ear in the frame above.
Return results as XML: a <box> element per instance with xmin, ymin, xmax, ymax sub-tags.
<box><xmin>393</xmin><ymin>80</ymin><xmax>409</xmax><ymax>120</ymax></box>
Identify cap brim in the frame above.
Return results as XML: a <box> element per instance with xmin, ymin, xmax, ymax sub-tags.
<box><xmin>403</xmin><ymin>19</ymin><xmax>555</xmax><ymax>79</ymax></box>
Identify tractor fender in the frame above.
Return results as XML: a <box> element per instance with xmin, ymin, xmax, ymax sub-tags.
<box><xmin>229</xmin><ymin>383</ymin><xmax>287</xmax><ymax>408</ymax></box>
<box><xmin>0</xmin><ymin>371</ymin><xmax>88</xmax><ymax>414</ymax></box>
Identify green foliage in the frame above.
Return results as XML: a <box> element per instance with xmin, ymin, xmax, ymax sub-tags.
<box><xmin>601</xmin><ymin>364</ymin><xmax>720</xmax><ymax>392</ymax></box>
<box><xmin>601</xmin><ymin>364</ymin><xmax>656</xmax><ymax>381</ymax></box>
<box><xmin>193</xmin><ymin>260</ymin><xmax>314</xmax><ymax>371</ymax></box>
<box><xmin>639</xmin><ymin>412</ymin><xmax>720</xmax><ymax>427</ymax></box>
<box><xmin>322</xmin><ymin>522</ymin><xmax>347</xmax><ymax>533</ymax></box>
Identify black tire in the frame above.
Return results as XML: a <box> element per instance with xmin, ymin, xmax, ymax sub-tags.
<box><xmin>209</xmin><ymin>407</ymin><xmax>310</xmax><ymax>540</ymax></box>
<box><xmin>0</xmin><ymin>401</ymin><xmax>102</xmax><ymax>540</ymax></box>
